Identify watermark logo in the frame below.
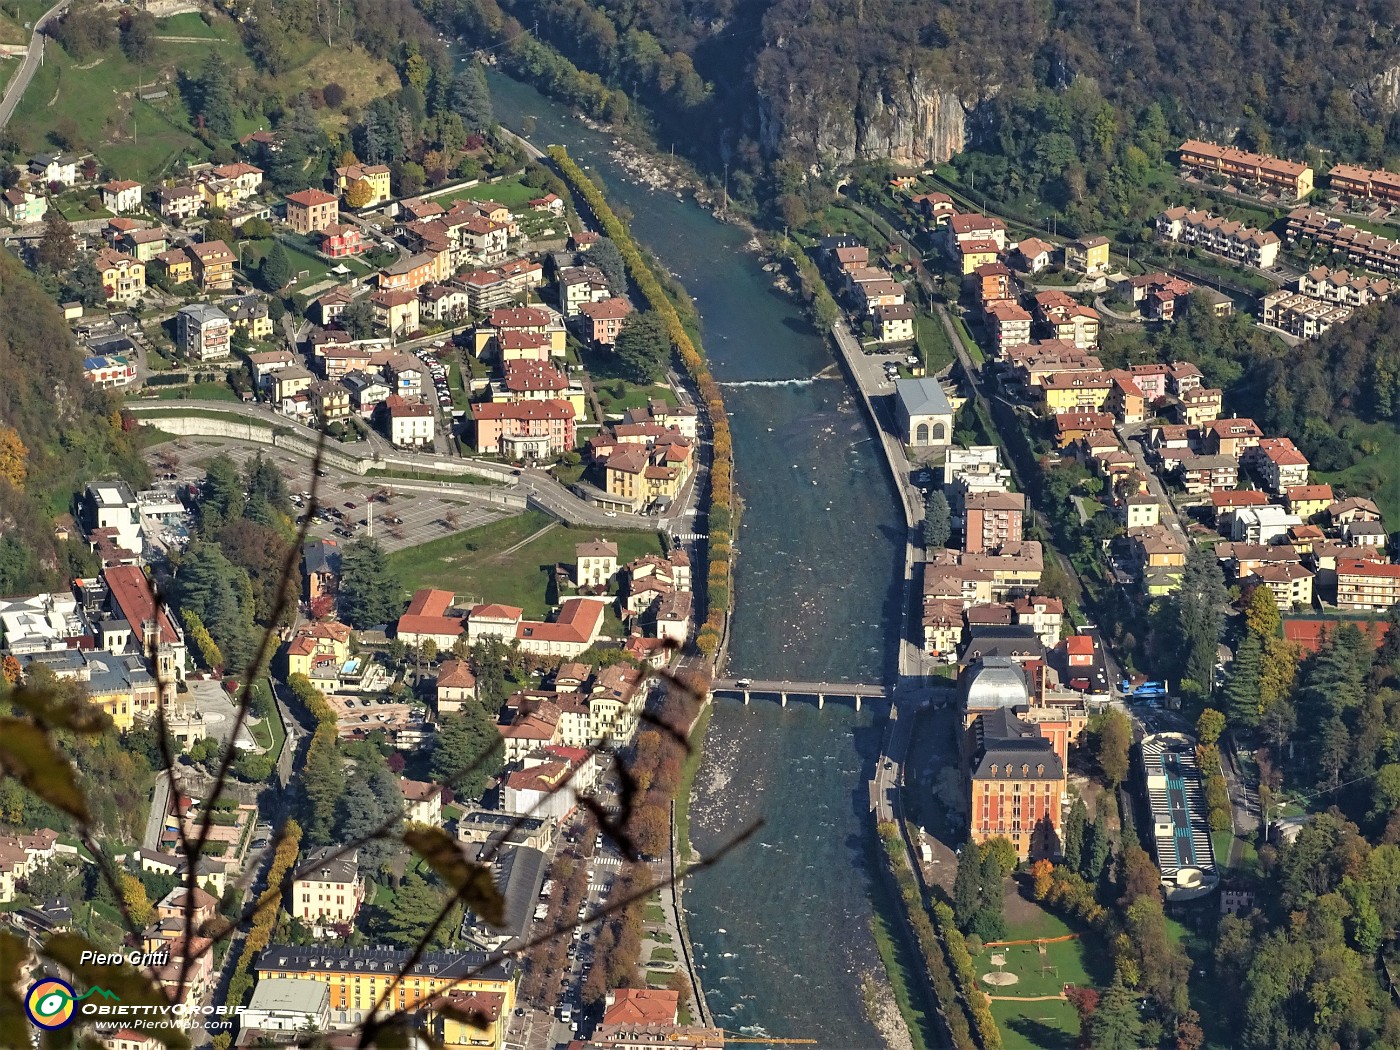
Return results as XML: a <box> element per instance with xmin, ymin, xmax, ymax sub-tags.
<box><xmin>24</xmin><ymin>978</ymin><xmax>78</xmax><ymax>1029</ymax></box>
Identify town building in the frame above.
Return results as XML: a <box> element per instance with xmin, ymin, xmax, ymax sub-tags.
<box><xmin>285</xmin><ymin>188</ymin><xmax>339</xmax><ymax>234</ymax></box>
<box><xmin>397</xmin><ymin>589</ymin><xmax>465</xmax><ymax>648</ymax></box>
<box><xmin>1</xmin><ymin>187</ymin><xmax>47</xmax><ymax>224</ymax></box>
<box><xmin>1141</xmin><ymin>734</ymin><xmax>1218</xmax><ymax>900</ymax></box>
<box><xmin>101</xmin><ymin>180</ymin><xmax>143</xmax><ymax>214</ymax></box>
<box><xmin>176</xmin><ymin>303</ymin><xmax>231</xmax><ymax>361</ymax></box>
<box><xmin>895</xmin><ymin>377</ymin><xmax>953</xmax><ymax>447</ymax></box>
<box><xmin>1155</xmin><ymin>207</ymin><xmax>1281</xmax><ymax>268</ymax></box>
<box><xmin>576</xmin><ymin>539</ymin><xmax>619</xmax><ymax>588</ymax></box>
<box><xmin>436</xmin><ymin>660</ymin><xmax>478</xmax><ymax>714</ymax></box>
<box><xmin>94</xmin><ymin>249</ymin><xmax>146</xmax><ymax>304</ymax></box>
<box><xmin>1335</xmin><ymin>560</ymin><xmax>1400</xmax><ymax>612</ymax></box>
<box><xmin>1065</xmin><ymin>235</ymin><xmax>1110</xmax><ymax>275</ymax></box>
<box><xmin>1328</xmin><ymin>162</ymin><xmax>1400</xmax><ymax>204</ymax></box>
<box><xmin>963</xmin><ymin>491</ymin><xmax>1025</xmax><ymax>554</ymax></box>
<box><xmin>187</xmin><ymin>239</ymin><xmax>235</xmax><ymax>290</ymax></box>
<box><xmin>578</xmin><ymin>297</ymin><xmax>633</xmax><ymax>345</ymax></box>
<box><xmin>240</xmin><ymin>978</ymin><xmax>332</xmax><ymax>1035</ymax></box>
<box><xmin>1177</xmin><ymin>139</ymin><xmax>1313</xmax><ymax>200</ymax></box>
<box><xmin>385</xmin><ymin>395</ymin><xmax>435</xmax><ymax>448</ymax></box>
<box><xmin>1295</xmin><ymin>266</ymin><xmax>1392</xmax><ymax>308</ymax></box>
<box><xmin>473</xmin><ymin>399</ymin><xmax>576</xmax><ymax>458</ymax></box>
<box><xmin>334</xmin><ymin>163</ymin><xmax>393</xmax><ymax>207</ymax></box>
<box><xmin>1260</xmin><ymin>289</ymin><xmax>1352</xmax><ymax>339</ymax></box>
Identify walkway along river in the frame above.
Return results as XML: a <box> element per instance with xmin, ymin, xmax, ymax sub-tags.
<box><xmin>483</xmin><ymin>73</ymin><xmax>908</xmax><ymax>1045</ymax></box>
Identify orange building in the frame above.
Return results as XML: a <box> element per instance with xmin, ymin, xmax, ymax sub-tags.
<box><xmin>285</xmin><ymin>188</ymin><xmax>340</xmax><ymax>234</ymax></box>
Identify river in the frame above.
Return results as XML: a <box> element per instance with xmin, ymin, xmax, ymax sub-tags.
<box><xmin>484</xmin><ymin>71</ymin><xmax>905</xmax><ymax>1046</ymax></box>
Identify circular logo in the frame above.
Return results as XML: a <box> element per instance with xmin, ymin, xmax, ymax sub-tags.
<box><xmin>25</xmin><ymin>978</ymin><xmax>77</xmax><ymax>1029</ymax></box>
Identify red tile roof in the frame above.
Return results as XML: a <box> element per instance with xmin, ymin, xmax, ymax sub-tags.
<box><xmin>104</xmin><ymin>565</ymin><xmax>180</xmax><ymax>644</ymax></box>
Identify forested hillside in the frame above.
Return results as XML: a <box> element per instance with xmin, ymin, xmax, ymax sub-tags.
<box><xmin>0</xmin><ymin>250</ymin><xmax>148</xmax><ymax>595</ymax></box>
<box><xmin>428</xmin><ymin>0</ymin><xmax>1400</xmax><ymax>213</ymax></box>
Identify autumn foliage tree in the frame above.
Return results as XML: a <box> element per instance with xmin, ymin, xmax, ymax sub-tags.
<box><xmin>0</xmin><ymin>425</ymin><xmax>26</xmax><ymax>488</ymax></box>
<box><xmin>345</xmin><ymin>177</ymin><xmax>375</xmax><ymax>209</ymax></box>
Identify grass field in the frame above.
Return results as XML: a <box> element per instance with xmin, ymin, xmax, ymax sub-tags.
<box><xmin>434</xmin><ymin>173</ymin><xmax>540</xmax><ymax>210</ymax></box>
<box><xmin>152</xmin><ymin>382</ymin><xmax>239</xmax><ymax>401</ymax></box>
<box><xmin>916</xmin><ymin>311</ymin><xmax>955</xmax><ymax>372</ymax></box>
<box><xmin>593</xmin><ymin>379</ymin><xmax>672</xmax><ymax>416</ymax></box>
<box><xmin>973</xmin><ymin>902</ymin><xmax>1097</xmax><ymax>1050</ymax></box>
<box><xmin>1315</xmin><ymin>419</ymin><xmax>1400</xmax><ymax>526</ymax></box>
<box><xmin>386</xmin><ymin>510</ymin><xmax>664</xmax><ymax>615</ymax></box>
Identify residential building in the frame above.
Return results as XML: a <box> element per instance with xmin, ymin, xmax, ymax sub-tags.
<box><xmin>101</xmin><ymin>180</ymin><xmax>143</xmax><ymax>214</ymax></box>
<box><xmin>1041</xmin><ymin>370</ymin><xmax>1113</xmax><ymax>413</ymax></box>
<box><xmin>1178</xmin><ymin>387</ymin><xmax>1223</xmax><ymax>426</ymax></box>
<box><xmin>82</xmin><ymin>354</ymin><xmax>138</xmax><ymax>389</ymax></box>
<box><xmin>1174</xmin><ymin>452</ymin><xmax>1240</xmax><ymax>495</ymax></box>
<box><xmin>1246</xmin><ymin>437</ymin><xmax>1311</xmax><ymax>494</ymax></box>
<box><xmin>385</xmin><ymin>395</ymin><xmax>435</xmax><ymax>448</ymax></box>
<box><xmin>1285</xmin><ymin>208</ymin><xmax>1400</xmax><ymax>275</ymax></box>
<box><xmin>94</xmin><ymin>249</ymin><xmax>146</xmax><ymax>304</ymax></box>
<box><xmin>985</xmin><ymin>302</ymin><xmax>1032</xmax><ymax>355</ymax></box>
<box><xmin>1250</xmin><ymin>563</ymin><xmax>1314</xmax><ymax>609</ymax></box>
<box><xmin>285</xmin><ymin>188</ymin><xmax>339</xmax><ymax>234</ymax></box>
<box><xmin>1177</xmin><ymin>139</ymin><xmax>1313</xmax><ymax>199</ymax></box>
<box><xmin>334</xmin><ymin>163</ymin><xmax>392</xmax><ymax>207</ymax></box>
<box><xmin>420</xmin><ymin>283</ymin><xmax>471</xmax><ymax>324</ymax></box>
<box><xmin>576</xmin><ymin>540</ymin><xmax>618</xmax><ymax>588</ymax></box>
<box><xmin>1260</xmin><ymin>289</ymin><xmax>1352</xmax><ymax>339</ymax></box>
<box><xmin>253</xmin><ymin>944</ymin><xmax>515</xmax><ymax>1030</ymax></box>
<box><xmin>1013</xmin><ymin>237</ymin><xmax>1054</xmax><ymax>273</ymax></box>
<box><xmin>473</xmin><ymin>399</ymin><xmax>576</xmax><ymax>458</ymax></box>
<box><xmin>1336</xmin><ymin>560</ymin><xmax>1400</xmax><ymax>612</ymax></box>
<box><xmin>436</xmin><ymin>659</ymin><xmax>478</xmax><ymax>713</ymax></box>
<box><xmin>0</xmin><ymin>187</ymin><xmax>47</xmax><ymax>224</ymax></box>
<box><xmin>966</xmin><ymin>699</ymin><xmax>1064</xmax><ymax>860</ymax></box>
<box><xmin>1199</xmin><ymin>417</ymin><xmax>1264</xmax><ymax>458</ymax></box>
<box><xmin>895</xmin><ymin>377</ymin><xmax>954</xmax><ymax>447</ymax></box>
<box><xmin>514</xmin><ymin>598</ymin><xmax>606</xmax><ymax>658</ymax></box>
<box><xmin>492</xmin><ymin>360</ymin><xmax>586</xmax><ymax>418</ymax></box>
<box><xmin>121</xmin><ymin>227</ymin><xmax>168</xmax><ymax>262</ymax></box>
<box><xmin>1232</xmin><ymin>505</ymin><xmax>1302</xmax><ymax>545</ymax></box>
<box><xmin>188</xmin><ymin>240</ymin><xmax>236</xmax><ymax>290</ymax></box>
<box><xmin>1329</xmin><ymin>496</ymin><xmax>1383</xmax><ymax>525</ymax></box>
<box><xmin>303</xmin><ymin>538</ymin><xmax>341</xmax><ymax>604</ymax></box>
<box><xmin>29</xmin><ymin>152</ymin><xmax>79</xmax><ymax>185</ymax></box>
<box><xmin>558</xmin><ymin>265</ymin><xmax>611</xmax><ymax>317</ymax></box>
<box><xmin>153</xmin><ymin>249</ymin><xmax>193</xmax><ymax>285</ymax></box>
<box><xmin>1065</xmin><ymin>235</ymin><xmax>1110</xmax><ymax>275</ymax></box>
<box><xmin>957</xmin><ymin>239</ymin><xmax>1000</xmax><ymax>275</ymax></box>
<box><xmin>1296</xmin><ymin>266</ymin><xmax>1392</xmax><ymax>308</ymax></box>
<box><xmin>282</xmin><ymin>620</ymin><xmax>352</xmax><ymax>680</ymax></box>
<box><xmin>318</xmin><ymin>223</ymin><xmax>364</xmax><ymax>258</ymax></box>
<box><xmin>157</xmin><ymin>184</ymin><xmax>203</xmax><ymax>222</ymax></box>
<box><xmin>176</xmin><ymin>303</ymin><xmax>231</xmax><ymax>361</ymax></box>
<box><xmin>397</xmin><ymin>589</ymin><xmax>464</xmax><ymax>648</ymax></box>
<box><xmin>1124</xmin><ymin>496</ymin><xmax>1162</xmax><ymax>529</ymax></box>
<box><xmin>210</xmin><ymin>161</ymin><xmax>264</xmax><ymax>201</ymax></box>
<box><xmin>378</xmin><ymin>251</ymin><xmax>439</xmax><ymax>295</ymax></box>
<box><xmin>222</xmin><ymin>295</ymin><xmax>273</xmax><ymax>341</ymax></box>
<box><xmin>1328</xmin><ymin>162</ymin><xmax>1400</xmax><ymax>204</ymax></box>
<box><xmin>1011</xmin><ymin>595</ymin><xmax>1064</xmax><ymax>648</ymax></box>
<box><xmin>1285</xmin><ymin>484</ymin><xmax>1334</xmax><ymax>522</ymax></box>
<box><xmin>343</xmin><ymin>370</ymin><xmax>391</xmax><ymax>418</ymax></box>
<box><xmin>943</xmin><ymin>213</ymin><xmax>1008</xmax><ymax>254</ymax></box>
<box><xmin>1032</xmin><ymin>290</ymin><xmax>1100</xmax><ymax>348</ymax></box>
<box><xmin>371</xmin><ymin>288</ymin><xmax>420</xmax><ymax>335</ymax></box>
<box><xmin>399</xmin><ymin>778</ymin><xmax>442</xmax><ymax>826</ymax></box>
<box><xmin>874</xmin><ymin>302</ymin><xmax>916</xmax><ymax>343</ymax></box>
<box><xmin>964</xmin><ymin>491</ymin><xmax>1025</xmax><ymax>554</ymax></box>
<box><xmin>1156</xmin><ymin>207</ymin><xmax>1281</xmax><ymax>268</ymax></box>
<box><xmin>308</xmin><ymin>380</ymin><xmax>352</xmax><ymax>422</ymax></box>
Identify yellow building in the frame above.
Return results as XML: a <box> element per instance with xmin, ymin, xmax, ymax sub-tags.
<box><xmin>283</xmin><ymin>621</ymin><xmax>352</xmax><ymax>678</ymax></box>
<box><xmin>335</xmin><ymin>163</ymin><xmax>392</xmax><ymax>207</ymax></box>
<box><xmin>959</xmin><ymin>241</ymin><xmax>1000</xmax><ymax>275</ymax></box>
<box><xmin>253</xmin><ymin>945</ymin><xmax>516</xmax><ymax>1034</ymax></box>
<box><xmin>604</xmin><ymin>446</ymin><xmax>688</xmax><ymax>511</ymax></box>
<box><xmin>1041</xmin><ymin>371</ymin><xmax>1112</xmax><ymax>414</ymax></box>
<box><xmin>198</xmin><ymin>181</ymin><xmax>235</xmax><ymax>211</ymax></box>
<box><xmin>428</xmin><ymin>990</ymin><xmax>509</xmax><ymax>1050</ymax></box>
<box><xmin>94</xmin><ymin>248</ymin><xmax>147</xmax><ymax>304</ymax></box>
<box><xmin>1067</xmin><ymin>236</ymin><xmax>1111</xmax><ymax>276</ymax></box>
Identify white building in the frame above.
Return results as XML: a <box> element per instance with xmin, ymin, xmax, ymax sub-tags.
<box><xmin>0</xmin><ymin>593</ymin><xmax>87</xmax><ymax>655</ymax></box>
<box><xmin>84</xmin><ymin>480</ymin><xmax>143</xmax><ymax>554</ymax></box>
<box><xmin>241</xmin><ymin>978</ymin><xmax>332</xmax><ymax>1034</ymax></box>
<box><xmin>1231</xmin><ymin>505</ymin><xmax>1302</xmax><ymax>546</ymax></box>
<box><xmin>290</xmin><ymin>846</ymin><xmax>365</xmax><ymax>934</ymax></box>
<box><xmin>386</xmin><ymin>397</ymin><xmax>435</xmax><ymax>448</ymax></box>
<box><xmin>101</xmin><ymin>180</ymin><xmax>144</xmax><ymax>214</ymax></box>
<box><xmin>177</xmin><ymin>303</ymin><xmax>231</xmax><ymax>362</ymax></box>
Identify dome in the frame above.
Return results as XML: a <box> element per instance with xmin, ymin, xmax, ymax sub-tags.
<box><xmin>964</xmin><ymin>656</ymin><xmax>1029</xmax><ymax>711</ymax></box>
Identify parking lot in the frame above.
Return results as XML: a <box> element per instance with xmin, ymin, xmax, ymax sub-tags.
<box><xmin>144</xmin><ymin>438</ymin><xmax>515</xmax><ymax>553</ymax></box>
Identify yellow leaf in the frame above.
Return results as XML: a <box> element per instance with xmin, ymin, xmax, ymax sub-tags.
<box><xmin>8</xmin><ymin>683</ymin><xmax>113</xmax><ymax>733</ymax></box>
<box><xmin>403</xmin><ymin>828</ymin><xmax>504</xmax><ymax>925</ymax></box>
<box><xmin>0</xmin><ymin>718</ymin><xmax>89</xmax><ymax>822</ymax></box>
<box><xmin>0</xmin><ymin>932</ymin><xmax>31</xmax><ymax>1048</ymax></box>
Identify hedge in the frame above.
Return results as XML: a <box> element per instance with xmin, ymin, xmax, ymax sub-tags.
<box><xmin>934</xmin><ymin>900</ymin><xmax>1003</xmax><ymax>1050</ymax></box>
<box><xmin>549</xmin><ymin>146</ymin><xmax>734</xmax><ymax>648</ymax></box>
<box><xmin>223</xmin><ymin>818</ymin><xmax>302</xmax><ymax>1007</ymax></box>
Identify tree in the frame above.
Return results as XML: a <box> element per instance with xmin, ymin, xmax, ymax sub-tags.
<box><xmin>614</xmin><ymin>311</ymin><xmax>672</xmax><ymax>382</ymax></box>
<box><xmin>979</xmin><ymin>836</ymin><xmax>1018</xmax><ymax>880</ymax></box>
<box><xmin>345</xmin><ymin>178</ymin><xmax>375</xmax><ymax>209</ymax></box>
<box><xmin>0</xmin><ymin>426</ymin><xmax>27</xmax><ymax>488</ymax></box>
<box><xmin>1244</xmin><ymin>585</ymin><xmax>1282</xmax><ymax>639</ymax></box>
<box><xmin>1089</xmin><ymin>982</ymin><xmax>1144</xmax><ymax>1050</ymax></box>
<box><xmin>1092</xmin><ymin>709</ymin><xmax>1132</xmax><ymax>787</ymax></box>
<box><xmin>120</xmin><ymin>10</ymin><xmax>156</xmax><ymax>63</ymax></box>
<box><xmin>196</xmin><ymin>49</ymin><xmax>237</xmax><ymax>138</ymax></box>
<box><xmin>175</xmin><ymin>541</ymin><xmax>256</xmax><ymax>671</ymax></box>
<box><xmin>118</xmin><ymin>871</ymin><xmax>153</xmax><ymax>929</ymax></box>
<box><xmin>432</xmin><ymin>703</ymin><xmax>504</xmax><ymax>799</ymax></box>
<box><xmin>451</xmin><ymin>64</ymin><xmax>492</xmax><ymax>131</ymax></box>
<box><xmin>952</xmin><ymin>844</ymin><xmax>983</xmax><ymax>930</ymax></box>
<box><xmin>1086</xmin><ymin>811</ymin><xmax>1111</xmax><ymax>882</ymax></box>
<box><xmin>35</xmin><ymin>211</ymin><xmax>76</xmax><ymax>271</ymax></box>
<box><xmin>375</xmin><ymin>870</ymin><xmax>457</xmax><ymax>948</ymax></box>
<box><xmin>1196</xmin><ymin>708</ymin><xmax>1226</xmax><ymax>746</ymax></box>
<box><xmin>922</xmin><ymin>489</ymin><xmax>950</xmax><ymax>549</ymax></box>
<box><xmin>590</xmin><ymin>237</ymin><xmax>626</xmax><ymax>292</ymax></box>
<box><xmin>1224</xmin><ymin>633</ymin><xmax>1263</xmax><ymax>730</ymax></box>
<box><xmin>340</xmin><ymin>298</ymin><xmax>375</xmax><ymax>339</ymax></box>
<box><xmin>1062</xmin><ymin>796</ymin><xmax>1088</xmax><ymax>874</ymax></box>
<box><xmin>197</xmin><ymin>454</ymin><xmax>244</xmax><ymax>531</ymax></box>
<box><xmin>324</xmin><ymin>82</ymin><xmax>347</xmax><ymax>108</ymax></box>
<box><xmin>61</xmin><ymin>257</ymin><xmax>106</xmax><ymax>307</ymax></box>
<box><xmin>1169</xmin><ymin>547</ymin><xmax>1228</xmax><ymax>692</ymax></box>
<box><xmin>260</xmin><ymin>241</ymin><xmax>292</xmax><ymax>292</ymax></box>
<box><xmin>338</xmin><ymin>538</ymin><xmax>401</xmax><ymax>628</ymax></box>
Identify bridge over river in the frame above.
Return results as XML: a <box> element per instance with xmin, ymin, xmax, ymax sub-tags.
<box><xmin>710</xmin><ymin>677</ymin><xmax>889</xmax><ymax>711</ymax></box>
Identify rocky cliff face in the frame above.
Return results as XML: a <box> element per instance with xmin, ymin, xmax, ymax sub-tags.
<box><xmin>1359</xmin><ymin>64</ymin><xmax>1400</xmax><ymax>119</ymax></box>
<box><xmin>756</xmin><ymin>68</ymin><xmax>972</xmax><ymax>169</ymax></box>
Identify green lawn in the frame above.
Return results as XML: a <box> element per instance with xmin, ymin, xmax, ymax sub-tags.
<box><xmin>593</xmin><ymin>379</ymin><xmax>672</xmax><ymax>416</ymax></box>
<box><xmin>1314</xmin><ymin>419</ymin><xmax>1400</xmax><ymax>527</ymax></box>
<box><xmin>386</xmin><ymin>510</ymin><xmax>664</xmax><ymax>616</ymax></box>
<box><xmin>915</xmin><ymin>311</ymin><xmax>955</xmax><ymax>372</ymax></box>
<box><xmin>434</xmin><ymin>173</ymin><xmax>538</xmax><ymax>210</ymax></box>
<box><xmin>951</xmin><ymin>313</ymin><xmax>986</xmax><ymax>365</ymax></box>
<box><xmin>152</xmin><ymin>382</ymin><xmax>239</xmax><ymax>401</ymax></box>
<box><xmin>991</xmin><ymin>998</ymin><xmax>1082</xmax><ymax>1050</ymax></box>
<box><xmin>154</xmin><ymin>12</ymin><xmax>232</xmax><ymax>38</ymax></box>
<box><xmin>648</xmin><ymin>946</ymin><xmax>676</xmax><ymax>962</ymax></box>
<box><xmin>643</xmin><ymin>904</ymin><xmax>666</xmax><ymax>924</ymax></box>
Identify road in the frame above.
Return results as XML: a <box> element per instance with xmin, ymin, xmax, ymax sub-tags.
<box><xmin>1116</xmin><ymin>423</ymin><xmax>1187</xmax><ymax>535</ymax></box>
<box><xmin>0</xmin><ymin>0</ymin><xmax>69</xmax><ymax>129</ymax></box>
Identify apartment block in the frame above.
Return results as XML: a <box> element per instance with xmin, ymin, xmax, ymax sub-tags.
<box><xmin>1177</xmin><ymin>140</ymin><xmax>1313</xmax><ymax>200</ymax></box>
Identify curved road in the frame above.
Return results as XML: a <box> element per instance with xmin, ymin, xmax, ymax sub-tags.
<box><xmin>0</xmin><ymin>0</ymin><xmax>70</xmax><ymax>129</ymax></box>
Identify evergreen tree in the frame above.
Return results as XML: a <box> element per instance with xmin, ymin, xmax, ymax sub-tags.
<box><xmin>260</xmin><ymin>241</ymin><xmax>292</xmax><ymax>292</ymax></box>
<box><xmin>301</xmin><ymin>727</ymin><xmax>344</xmax><ymax>844</ymax></box>
<box><xmin>340</xmin><ymin>299</ymin><xmax>375</xmax><ymax>339</ymax></box>
<box><xmin>432</xmin><ymin>702</ymin><xmax>504</xmax><ymax>800</ymax></box>
<box><xmin>589</xmin><ymin>237</ymin><xmax>626</xmax><ymax>293</ymax></box>
<box><xmin>36</xmin><ymin>211</ymin><xmax>77</xmax><ymax>271</ymax></box>
<box><xmin>969</xmin><ymin>850</ymin><xmax>1007</xmax><ymax>942</ymax></box>
<box><xmin>198</xmin><ymin>454</ymin><xmax>244</xmax><ymax>532</ymax></box>
<box><xmin>614</xmin><ymin>311</ymin><xmax>672</xmax><ymax>382</ymax></box>
<box><xmin>952</xmin><ymin>844</ymin><xmax>983</xmax><ymax>931</ymax></box>
<box><xmin>1089</xmin><ymin>982</ymin><xmax>1145</xmax><ymax>1050</ymax></box>
<box><xmin>1170</xmin><ymin>547</ymin><xmax>1228</xmax><ymax>692</ymax></box>
<box><xmin>375</xmin><ymin>870</ymin><xmax>457</xmax><ymax>948</ymax></box>
<box><xmin>196</xmin><ymin>50</ymin><xmax>237</xmax><ymax>138</ymax></box>
<box><xmin>922</xmin><ymin>489</ymin><xmax>951</xmax><ymax>549</ymax></box>
<box><xmin>1224</xmin><ymin>633</ymin><xmax>1263</xmax><ymax>730</ymax></box>
<box><xmin>1062</xmin><ymin>796</ymin><xmax>1088</xmax><ymax>873</ymax></box>
<box><xmin>1086</xmin><ymin>811</ymin><xmax>1111</xmax><ymax>882</ymax></box>
<box><xmin>338</xmin><ymin>538</ymin><xmax>401</xmax><ymax>628</ymax></box>
<box><xmin>244</xmin><ymin>453</ymin><xmax>292</xmax><ymax>515</ymax></box>
<box><xmin>175</xmin><ymin>541</ymin><xmax>256</xmax><ymax>671</ymax></box>
<box><xmin>451</xmin><ymin>64</ymin><xmax>493</xmax><ymax>131</ymax></box>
